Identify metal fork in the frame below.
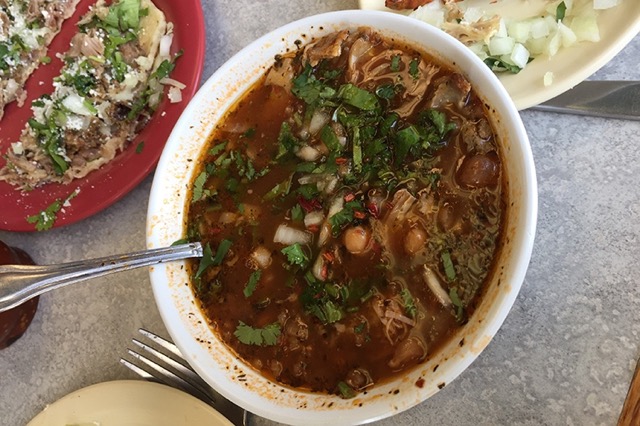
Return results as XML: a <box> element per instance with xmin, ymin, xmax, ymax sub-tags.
<box><xmin>120</xmin><ymin>328</ymin><xmax>253</xmax><ymax>426</ymax></box>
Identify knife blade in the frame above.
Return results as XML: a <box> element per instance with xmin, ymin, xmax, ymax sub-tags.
<box><xmin>530</xmin><ymin>81</ymin><xmax>640</xmax><ymax>121</ymax></box>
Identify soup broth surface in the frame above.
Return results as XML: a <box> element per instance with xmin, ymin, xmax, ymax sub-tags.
<box><xmin>186</xmin><ymin>27</ymin><xmax>505</xmax><ymax>397</ymax></box>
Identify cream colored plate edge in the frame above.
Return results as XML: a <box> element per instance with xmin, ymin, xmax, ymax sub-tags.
<box><xmin>359</xmin><ymin>0</ymin><xmax>640</xmax><ymax>110</ymax></box>
<box><xmin>27</xmin><ymin>380</ymin><xmax>234</xmax><ymax>426</ymax></box>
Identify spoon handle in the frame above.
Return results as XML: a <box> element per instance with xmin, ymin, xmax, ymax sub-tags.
<box><xmin>0</xmin><ymin>243</ymin><xmax>202</xmax><ymax>313</ymax></box>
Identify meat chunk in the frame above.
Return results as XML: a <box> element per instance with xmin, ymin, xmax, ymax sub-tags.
<box><xmin>460</xmin><ymin>118</ymin><xmax>493</xmax><ymax>154</ymax></box>
<box><xmin>303</xmin><ymin>30</ymin><xmax>349</xmax><ymax>66</ymax></box>
<box><xmin>388</xmin><ymin>337</ymin><xmax>427</xmax><ymax>370</ymax></box>
<box><xmin>456</xmin><ymin>152</ymin><xmax>500</xmax><ymax>189</ymax></box>
<box><xmin>428</xmin><ymin>73</ymin><xmax>471</xmax><ymax>109</ymax></box>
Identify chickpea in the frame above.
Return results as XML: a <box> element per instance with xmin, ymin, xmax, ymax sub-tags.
<box><xmin>404</xmin><ymin>227</ymin><xmax>427</xmax><ymax>255</ymax></box>
<box><xmin>343</xmin><ymin>226</ymin><xmax>371</xmax><ymax>255</ymax></box>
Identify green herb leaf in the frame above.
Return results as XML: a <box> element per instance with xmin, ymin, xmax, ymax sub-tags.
<box><xmin>291</xmin><ymin>204</ymin><xmax>304</xmax><ymax>222</ymax></box>
<box><xmin>275</xmin><ymin>122</ymin><xmax>299</xmax><ymax>160</ymax></box>
<box><xmin>135</xmin><ymin>141</ymin><xmax>145</xmax><ymax>154</ymax></box>
<box><xmin>263</xmin><ymin>174</ymin><xmax>293</xmax><ymax>200</ymax></box>
<box><xmin>191</xmin><ymin>170</ymin><xmax>208</xmax><ymax>203</ymax></box>
<box><xmin>390</xmin><ymin>55</ymin><xmax>401</xmax><ymax>72</ymax></box>
<box><xmin>337</xmin><ymin>381</ymin><xmax>357</xmax><ymax>399</ymax></box>
<box><xmin>338</xmin><ymin>83</ymin><xmax>379</xmax><ymax>111</ymax></box>
<box><xmin>281</xmin><ymin>243</ymin><xmax>309</xmax><ymax>267</ymax></box>
<box><xmin>409</xmin><ymin>58</ymin><xmax>420</xmax><ymax>79</ymax></box>
<box><xmin>194</xmin><ymin>243</ymin><xmax>215</xmax><ymax>279</ymax></box>
<box><xmin>195</xmin><ymin>239</ymin><xmax>232</xmax><ymax>279</ymax></box>
<box><xmin>556</xmin><ymin>1</ymin><xmax>567</xmax><ymax>21</ymax></box>
<box><xmin>320</xmin><ymin>124</ymin><xmax>341</xmax><ymax>152</ymax></box>
<box><xmin>26</xmin><ymin>189</ymin><xmax>79</xmax><ymax>231</ymax></box>
<box><xmin>234</xmin><ymin>321</ymin><xmax>281</xmax><ymax>346</ymax></box>
<box><xmin>292</xmin><ymin>63</ymin><xmax>337</xmax><ymax>105</ymax></box>
<box><xmin>209</xmin><ymin>140</ymin><xmax>227</xmax><ymax>156</ymax></box>
<box><xmin>212</xmin><ymin>239</ymin><xmax>232</xmax><ymax>265</ymax></box>
<box><xmin>170</xmin><ymin>238</ymin><xmax>189</xmax><ymax>246</ymax></box>
<box><xmin>394</xmin><ymin>125</ymin><xmax>421</xmax><ymax>166</ymax></box>
<box><xmin>400</xmin><ymin>288</ymin><xmax>417</xmax><ymax>318</ymax></box>
<box><xmin>449</xmin><ymin>287</ymin><xmax>464</xmax><ymax>322</ymax></box>
<box><xmin>483</xmin><ymin>56</ymin><xmax>523</xmax><ymax>74</ymax></box>
<box><xmin>441</xmin><ymin>251</ymin><xmax>456</xmax><ymax>281</ymax></box>
<box><xmin>243</xmin><ymin>270</ymin><xmax>262</xmax><ymax>298</ymax></box>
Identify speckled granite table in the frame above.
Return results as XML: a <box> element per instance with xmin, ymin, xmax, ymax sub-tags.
<box><xmin>2</xmin><ymin>1</ymin><xmax>640</xmax><ymax>425</ymax></box>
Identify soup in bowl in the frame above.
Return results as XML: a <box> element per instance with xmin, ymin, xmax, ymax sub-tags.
<box><xmin>147</xmin><ymin>10</ymin><xmax>536</xmax><ymax>425</ymax></box>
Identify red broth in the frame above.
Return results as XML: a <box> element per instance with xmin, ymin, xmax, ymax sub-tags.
<box><xmin>185</xmin><ymin>28</ymin><xmax>505</xmax><ymax>397</ymax></box>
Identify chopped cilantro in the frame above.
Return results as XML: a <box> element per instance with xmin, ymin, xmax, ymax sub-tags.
<box><xmin>409</xmin><ymin>58</ymin><xmax>420</xmax><ymax>79</ymax></box>
<box><xmin>329</xmin><ymin>200</ymin><xmax>362</xmax><ymax>236</ymax></box>
<box><xmin>292</xmin><ymin>63</ymin><xmax>337</xmax><ymax>105</ymax></box>
<box><xmin>449</xmin><ymin>287</ymin><xmax>464</xmax><ymax>322</ymax></box>
<box><xmin>170</xmin><ymin>238</ymin><xmax>189</xmax><ymax>246</ymax></box>
<box><xmin>484</xmin><ymin>56</ymin><xmax>523</xmax><ymax>74</ymax></box>
<box><xmin>243</xmin><ymin>270</ymin><xmax>262</xmax><ymax>298</ymax></box>
<box><xmin>234</xmin><ymin>321</ymin><xmax>281</xmax><ymax>346</ymax></box>
<box><xmin>291</xmin><ymin>204</ymin><xmax>304</xmax><ymax>222</ymax></box>
<box><xmin>390</xmin><ymin>55</ymin><xmax>401</xmax><ymax>72</ymax></box>
<box><xmin>263</xmin><ymin>174</ymin><xmax>293</xmax><ymax>200</ymax></box>
<box><xmin>275</xmin><ymin>122</ymin><xmax>299</xmax><ymax>160</ymax></box>
<box><xmin>337</xmin><ymin>381</ymin><xmax>356</xmax><ymax>399</ymax></box>
<box><xmin>441</xmin><ymin>251</ymin><xmax>456</xmax><ymax>282</ymax></box>
<box><xmin>191</xmin><ymin>170</ymin><xmax>209</xmax><ymax>203</ymax></box>
<box><xmin>281</xmin><ymin>243</ymin><xmax>309</xmax><ymax>267</ymax></box>
<box><xmin>135</xmin><ymin>141</ymin><xmax>144</xmax><ymax>154</ymax></box>
<box><xmin>26</xmin><ymin>190</ymin><xmax>79</xmax><ymax>231</ymax></box>
<box><xmin>556</xmin><ymin>1</ymin><xmax>567</xmax><ymax>21</ymax></box>
<box><xmin>208</xmin><ymin>140</ymin><xmax>227</xmax><ymax>156</ymax></box>
<box><xmin>195</xmin><ymin>239</ymin><xmax>232</xmax><ymax>279</ymax></box>
<box><xmin>102</xmin><ymin>0</ymin><xmax>142</xmax><ymax>31</ymax></box>
<box><xmin>400</xmin><ymin>288</ymin><xmax>417</xmax><ymax>318</ymax></box>
<box><xmin>337</xmin><ymin>83</ymin><xmax>379</xmax><ymax>111</ymax></box>
<box><xmin>242</xmin><ymin>127</ymin><xmax>256</xmax><ymax>138</ymax></box>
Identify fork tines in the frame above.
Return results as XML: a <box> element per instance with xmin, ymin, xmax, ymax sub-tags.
<box><xmin>119</xmin><ymin>328</ymin><xmax>216</xmax><ymax>406</ymax></box>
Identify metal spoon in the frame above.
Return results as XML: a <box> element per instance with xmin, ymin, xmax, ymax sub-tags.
<box><xmin>0</xmin><ymin>242</ymin><xmax>202</xmax><ymax>313</ymax></box>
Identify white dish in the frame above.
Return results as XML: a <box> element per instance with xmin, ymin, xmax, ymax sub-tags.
<box><xmin>147</xmin><ymin>10</ymin><xmax>537</xmax><ymax>425</ymax></box>
<box><xmin>359</xmin><ymin>0</ymin><xmax>640</xmax><ymax>110</ymax></box>
<box><xmin>27</xmin><ymin>380</ymin><xmax>233</xmax><ymax>426</ymax></box>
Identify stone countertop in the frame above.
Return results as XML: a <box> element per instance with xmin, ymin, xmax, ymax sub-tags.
<box><xmin>2</xmin><ymin>1</ymin><xmax>639</xmax><ymax>425</ymax></box>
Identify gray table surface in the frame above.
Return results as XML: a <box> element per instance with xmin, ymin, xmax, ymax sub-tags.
<box><xmin>2</xmin><ymin>1</ymin><xmax>640</xmax><ymax>425</ymax></box>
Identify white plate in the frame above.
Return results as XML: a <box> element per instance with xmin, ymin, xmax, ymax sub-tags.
<box><xmin>359</xmin><ymin>0</ymin><xmax>640</xmax><ymax>110</ymax></box>
<box><xmin>27</xmin><ymin>380</ymin><xmax>233</xmax><ymax>426</ymax></box>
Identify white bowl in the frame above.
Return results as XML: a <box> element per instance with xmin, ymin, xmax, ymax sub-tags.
<box><xmin>147</xmin><ymin>10</ymin><xmax>537</xmax><ymax>425</ymax></box>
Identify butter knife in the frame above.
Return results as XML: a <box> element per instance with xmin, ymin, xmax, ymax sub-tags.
<box><xmin>530</xmin><ymin>81</ymin><xmax>640</xmax><ymax>120</ymax></box>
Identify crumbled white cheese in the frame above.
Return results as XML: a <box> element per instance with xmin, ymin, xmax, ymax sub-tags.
<box><xmin>11</xmin><ymin>142</ymin><xmax>23</xmax><ymax>155</ymax></box>
<box><xmin>65</xmin><ymin>114</ymin><xmax>85</xmax><ymax>130</ymax></box>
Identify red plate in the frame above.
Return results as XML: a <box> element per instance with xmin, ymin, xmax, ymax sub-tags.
<box><xmin>0</xmin><ymin>0</ymin><xmax>205</xmax><ymax>232</ymax></box>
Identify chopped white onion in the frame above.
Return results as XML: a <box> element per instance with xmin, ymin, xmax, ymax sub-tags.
<box><xmin>422</xmin><ymin>266</ymin><xmax>452</xmax><ymax>307</ymax></box>
<box><xmin>308</xmin><ymin>110</ymin><xmax>330</xmax><ymax>135</ymax></box>
<box><xmin>274</xmin><ymin>224</ymin><xmax>312</xmax><ymax>245</ymax></box>
<box><xmin>62</xmin><ymin>94</ymin><xmax>93</xmax><ymax>116</ymax></box>
<box><xmin>168</xmin><ymin>86</ymin><xmax>182</xmax><ymax>103</ymax></box>
<box><xmin>159</xmin><ymin>33</ymin><xmax>173</xmax><ymax>59</ymax></box>
<box><xmin>218</xmin><ymin>212</ymin><xmax>239</xmax><ymax>225</ymax></box>
<box><xmin>250</xmin><ymin>246</ymin><xmax>272</xmax><ymax>269</ymax></box>
<box><xmin>312</xmin><ymin>252</ymin><xmax>326</xmax><ymax>281</ymax></box>
<box><xmin>327</xmin><ymin>196</ymin><xmax>344</xmax><ymax>219</ymax></box>
<box><xmin>304</xmin><ymin>210</ymin><xmax>325</xmax><ymax>228</ymax></box>
<box><xmin>296</xmin><ymin>145</ymin><xmax>322</xmax><ymax>162</ymax></box>
<box><xmin>318</xmin><ymin>222</ymin><xmax>331</xmax><ymax>247</ymax></box>
<box><xmin>159</xmin><ymin>77</ymin><xmax>186</xmax><ymax>89</ymax></box>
